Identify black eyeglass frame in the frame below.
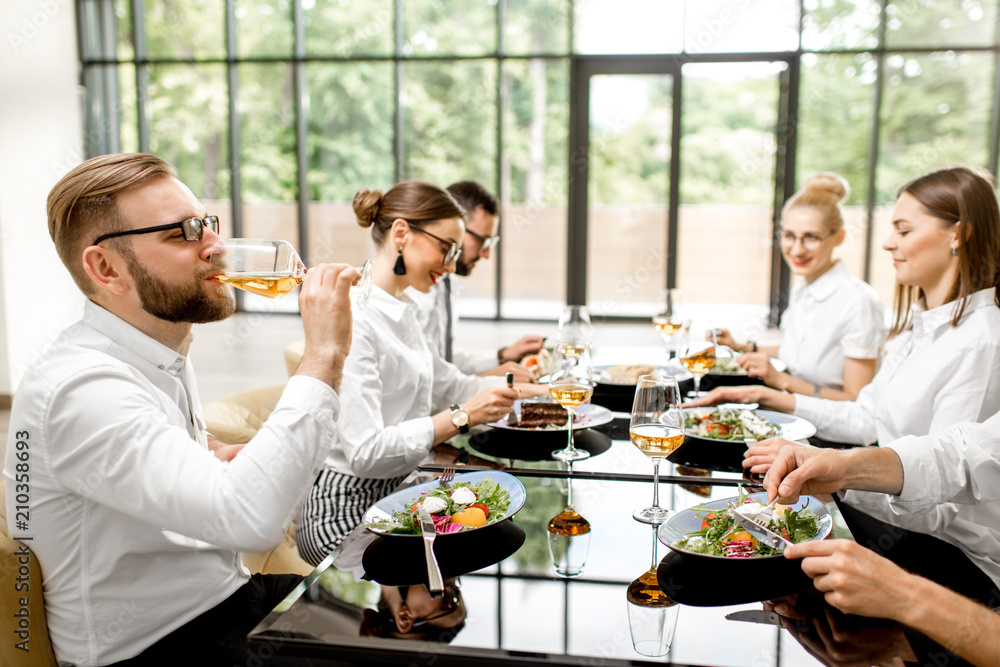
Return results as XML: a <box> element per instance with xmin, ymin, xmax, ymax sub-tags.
<box><xmin>92</xmin><ymin>215</ymin><xmax>220</xmax><ymax>246</ymax></box>
<box><xmin>464</xmin><ymin>226</ymin><xmax>501</xmax><ymax>251</ymax></box>
<box><xmin>390</xmin><ymin>582</ymin><xmax>461</xmax><ymax>630</ymax></box>
<box><xmin>406</xmin><ymin>222</ymin><xmax>462</xmax><ymax>265</ymax></box>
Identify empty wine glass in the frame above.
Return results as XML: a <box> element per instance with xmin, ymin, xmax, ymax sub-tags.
<box><xmin>211</xmin><ymin>238</ymin><xmax>374</xmax><ymax>308</ymax></box>
<box><xmin>549</xmin><ymin>341</ymin><xmax>594</xmax><ymax>463</ymax></box>
<box><xmin>558</xmin><ymin>305</ymin><xmax>593</xmax><ymax>346</ymax></box>
<box><xmin>652</xmin><ymin>288</ymin><xmax>686</xmax><ymax>365</ymax></box>
<box><xmin>547</xmin><ymin>470</ymin><xmax>591</xmax><ymax>577</ymax></box>
<box><xmin>630</xmin><ymin>374</ymin><xmax>684</xmax><ymax>524</ymax></box>
<box><xmin>626</xmin><ymin>523</ymin><xmax>680</xmax><ymax>657</ymax></box>
<box><xmin>678</xmin><ymin>321</ymin><xmax>717</xmax><ymax>398</ymax></box>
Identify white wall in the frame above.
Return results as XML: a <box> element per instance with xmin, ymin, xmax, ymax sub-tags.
<box><xmin>0</xmin><ymin>0</ymin><xmax>86</xmax><ymax>395</ymax></box>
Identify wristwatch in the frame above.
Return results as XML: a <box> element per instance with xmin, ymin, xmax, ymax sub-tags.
<box><xmin>450</xmin><ymin>404</ymin><xmax>470</xmax><ymax>434</ymax></box>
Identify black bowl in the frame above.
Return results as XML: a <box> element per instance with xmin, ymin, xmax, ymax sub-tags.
<box><xmin>655</xmin><ymin>492</ymin><xmax>833</xmax><ymax>606</ymax></box>
<box><xmin>467</xmin><ymin>427</ymin><xmax>612</xmax><ymax>462</ymax></box>
<box><xmin>362</xmin><ymin>519</ymin><xmax>526</xmax><ymax>586</ymax></box>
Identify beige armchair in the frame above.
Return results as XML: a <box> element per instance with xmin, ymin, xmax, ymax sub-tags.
<box><xmin>0</xmin><ymin>480</ymin><xmax>57</xmax><ymax>666</ymax></box>
<box><xmin>204</xmin><ymin>384</ymin><xmax>314</xmax><ymax>577</ymax></box>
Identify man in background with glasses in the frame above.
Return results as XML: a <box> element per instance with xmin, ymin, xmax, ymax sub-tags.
<box><xmin>414</xmin><ymin>181</ymin><xmax>544</xmax><ymax>382</ymax></box>
<box><xmin>4</xmin><ymin>153</ymin><xmax>356</xmax><ymax>666</ymax></box>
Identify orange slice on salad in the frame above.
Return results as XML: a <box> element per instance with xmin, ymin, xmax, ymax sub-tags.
<box><xmin>451</xmin><ymin>507</ymin><xmax>488</xmax><ymax>527</ymax></box>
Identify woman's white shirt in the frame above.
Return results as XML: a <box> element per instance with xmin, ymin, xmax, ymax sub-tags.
<box><xmin>794</xmin><ymin>287</ymin><xmax>1000</xmax><ymax>445</ymax></box>
<box><xmin>323</xmin><ymin>286</ymin><xmax>501</xmax><ymax>480</ymax></box>
<box><xmin>778</xmin><ymin>260</ymin><xmax>886</xmax><ymax>391</ymax></box>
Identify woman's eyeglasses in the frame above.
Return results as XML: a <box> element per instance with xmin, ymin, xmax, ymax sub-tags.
<box><xmin>406</xmin><ymin>222</ymin><xmax>462</xmax><ymax>265</ymax></box>
<box><xmin>778</xmin><ymin>229</ymin><xmax>829</xmax><ymax>251</ymax></box>
<box><xmin>392</xmin><ymin>582</ymin><xmax>461</xmax><ymax>630</ymax></box>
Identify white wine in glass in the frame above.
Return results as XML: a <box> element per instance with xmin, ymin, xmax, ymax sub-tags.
<box><xmin>211</xmin><ymin>238</ymin><xmax>374</xmax><ymax>308</ymax></box>
<box><xmin>630</xmin><ymin>374</ymin><xmax>683</xmax><ymax>524</ymax></box>
<box><xmin>652</xmin><ymin>288</ymin><xmax>685</xmax><ymax>363</ymax></box>
<box><xmin>626</xmin><ymin>524</ymin><xmax>679</xmax><ymax>657</ymax></box>
<box><xmin>678</xmin><ymin>323</ymin><xmax>717</xmax><ymax>397</ymax></box>
<box><xmin>549</xmin><ymin>341</ymin><xmax>594</xmax><ymax>463</ymax></box>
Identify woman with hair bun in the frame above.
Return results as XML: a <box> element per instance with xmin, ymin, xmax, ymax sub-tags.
<box><xmin>296</xmin><ymin>180</ymin><xmax>545</xmax><ymax>563</ymax></box>
<box><xmin>718</xmin><ymin>172</ymin><xmax>886</xmax><ymax>400</ymax></box>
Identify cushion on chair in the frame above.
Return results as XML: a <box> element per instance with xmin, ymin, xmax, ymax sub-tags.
<box><xmin>0</xmin><ymin>480</ymin><xmax>57</xmax><ymax>666</ymax></box>
<box><xmin>204</xmin><ymin>384</ymin><xmax>315</xmax><ymax>576</ymax></box>
<box><xmin>284</xmin><ymin>340</ymin><xmax>305</xmax><ymax>377</ymax></box>
<box><xmin>204</xmin><ymin>384</ymin><xmax>285</xmax><ymax>444</ymax></box>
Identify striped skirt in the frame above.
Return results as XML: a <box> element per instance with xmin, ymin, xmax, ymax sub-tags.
<box><xmin>296</xmin><ymin>469</ymin><xmax>406</xmax><ymax>566</ymax></box>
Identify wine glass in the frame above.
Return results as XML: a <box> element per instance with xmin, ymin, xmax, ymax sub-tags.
<box><xmin>211</xmin><ymin>238</ymin><xmax>374</xmax><ymax>309</ymax></box>
<box><xmin>652</xmin><ymin>288</ymin><xmax>685</xmax><ymax>365</ymax></box>
<box><xmin>626</xmin><ymin>523</ymin><xmax>680</xmax><ymax>657</ymax></box>
<box><xmin>630</xmin><ymin>374</ymin><xmax>684</xmax><ymax>524</ymax></box>
<box><xmin>547</xmin><ymin>469</ymin><xmax>591</xmax><ymax>577</ymax></box>
<box><xmin>549</xmin><ymin>341</ymin><xmax>594</xmax><ymax>463</ymax></box>
<box><xmin>558</xmin><ymin>305</ymin><xmax>593</xmax><ymax>346</ymax></box>
<box><xmin>678</xmin><ymin>322</ymin><xmax>717</xmax><ymax>398</ymax></box>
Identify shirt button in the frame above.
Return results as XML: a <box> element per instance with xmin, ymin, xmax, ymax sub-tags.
<box><xmin>157</xmin><ymin>364</ymin><xmax>165</xmax><ymax>370</ymax></box>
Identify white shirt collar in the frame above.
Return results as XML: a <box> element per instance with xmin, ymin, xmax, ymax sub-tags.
<box><xmin>367</xmin><ymin>285</ymin><xmax>413</xmax><ymax>323</ymax></box>
<box><xmin>82</xmin><ymin>299</ymin><xmax>189</xmax><ymax>372</ymax></box>
<box><xmin>910</xmin><ymin>287</ymin><xmax>997</xmax><ymax>338</ymax></box>
<box><xmin>794</xmin><ymin>259</ymin><xmax>848</xmax><ymax>303</ymax></box>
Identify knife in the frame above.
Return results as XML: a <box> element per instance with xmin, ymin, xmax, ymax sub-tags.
<box><xmin>730</xmin><ymin>510</ymin><xmax>793</xmax><ymax>552</ymax></box>
<box><xmin>416</xmin><ymin>505</ymin><xmax>445</xmax><ymax>598</ymax></box>
<box><xmin>725</xmin><ymin>609</ymin><xmax>784</xmax><ymax>626</ymax></box>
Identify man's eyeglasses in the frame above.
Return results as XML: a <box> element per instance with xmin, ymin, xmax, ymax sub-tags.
<box><xmin>778</xmin><ymin>229</ymin><xmax>829</xmax><ymax>251</ymax></box>
<box><xmin>391</xmin><ymin>583</ymin><xmax>461</xmax><ymax>630</ymax></box>
<box><xmin>93</xmin><ymin>216</ymin><xmax>220</xmax><ymax>246</ymax></box>
<box><xmin>465</xmin><ymin>227</ymin><xmax>500</xmax><ymax>251</ymax></box>
<box><xmin>407</xmin><ymin>222</ymin><xmax>462</xmax><ymax>265</ymax></box>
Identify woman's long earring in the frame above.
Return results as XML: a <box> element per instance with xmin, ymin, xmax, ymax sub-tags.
<box><xmin>393</xmin><ymin>246</ymin><xmax>407</xmax><ymax>275</ymax></box>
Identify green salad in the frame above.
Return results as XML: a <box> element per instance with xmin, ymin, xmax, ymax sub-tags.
<box><xmin>365</xmin><ymin>477</ymin><xmax>511</xmax><ymax>535</ymax></box>
<box><xmin>684</xmin><ymin>407</ymin><xmax>778</xmax><ymax>441</ymax></box>
<box><xmin>674</xmin><ymin>490</ymin><xmax>821</xmax><ymax>558</ymax></box>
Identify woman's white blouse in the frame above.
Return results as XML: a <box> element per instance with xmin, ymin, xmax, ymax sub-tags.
<box><xmin>778</xmin><ymin>260</ymin><xmax>886</xmax><ymax>391</ymax></box>
<box><xmin>323</xmin><ymin>286</ymin><xmax>501</xmax><ymax>480</ymax></box>
<box><xmin>794</xmin><ymin>287</ymin><xmax>1000</xmax><ymax>445</ymax></box>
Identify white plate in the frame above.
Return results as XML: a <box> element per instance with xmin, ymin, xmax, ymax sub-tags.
<box><xmin>489</xmin><ymin>400</ymin><xmax>614</xmax><ymax>431</ymax></box>
<box><xmin>362</xmin><ymin>471</ymin><xmax>526</xmax><ymax>537</ymax></box>
<box><xmin>682</xmin><ymin>407</ymin><xmax>816</xmax><ymax>443</ymax></box>
<box><xmin>658</xmin><ymin>491</ymin><xmax>833</xmax><ymax>559</ymax></box>
<box><xmin>709</xmin><ymin>356</ymin><xmax>787</xmax><ymax>375</ymax></box>
<box><xmin>593</xmin><ymin>364</ymin><xmax>672</xmax><ymax>386</ymax></box>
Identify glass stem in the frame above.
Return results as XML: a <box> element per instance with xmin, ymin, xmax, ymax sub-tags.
<box><xmin>650</xmin><ymin>523</ymin><xmax>659</xmax><ymax>571</ymax></box>
<box><xmin>566</xmin><ymin>468</ymin><xmax>574</xmax><ymax>509</ymax></box>
<box><xmin>651</xmin><ymin>457</ymin><xmax>661</xmax><ymax>509</ymax></box>
<box><xmin>693</xmin><ymin>374</ymin><xmax>701</xmax><ymax>396</ymax></box>
<box><xmin>566</xmin><ymin>407</ymin><xmax>575</xmax><ymax>451</ymax></box>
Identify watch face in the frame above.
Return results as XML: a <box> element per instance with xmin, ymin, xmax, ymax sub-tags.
<box><xmin>453</xmin><ymin>411</ymin><xmax>469</xmax><ymax>426</ymax></box>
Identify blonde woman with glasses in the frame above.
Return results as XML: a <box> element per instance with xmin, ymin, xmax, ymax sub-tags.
<box><xmin>717</xmin><ymin>173</ymin><xmax>886</xmax><ymax>401</ymax></box>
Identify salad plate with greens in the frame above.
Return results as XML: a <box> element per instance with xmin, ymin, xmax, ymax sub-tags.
<box><xmin>683</xmin><ymin>407</ymin><xmax>816</xmax><ymax>443</ymax></box>
<box><xmin>658</xmin><ymin>490</ymin><xmax>833</xmax><ymax>559</ymax></box>
<box><xmin>362</xmin><ymin>471</ymin><xmax>526</xmax><ymax>537</ymax></box>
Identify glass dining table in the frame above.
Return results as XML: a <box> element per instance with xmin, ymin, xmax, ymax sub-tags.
<box><xmin>248</xmin><ymin>404</ymin><xmax>959</xmax><ymax>667</ymax></box>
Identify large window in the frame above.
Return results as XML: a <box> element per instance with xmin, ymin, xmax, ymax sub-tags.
<box><xmin>79</xmin><ymin>0</ymin><xmax>1000</xmax><ymax>322</ymax></box>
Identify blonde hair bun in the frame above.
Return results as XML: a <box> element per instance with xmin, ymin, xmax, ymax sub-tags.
<box><xmin>802</xmin><ymin>172</ymin><xmax>850</xmax><ymax>204</ymax></box>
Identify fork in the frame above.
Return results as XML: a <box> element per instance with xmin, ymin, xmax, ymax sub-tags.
<box><xmin>439</xmin><ymin>466</ymin><xmax>455</xmax><ymax>490</ymax></box>
<box><xmin>743</xmin><ymin>495</ymin><xmax>780</xmax><ymax>526</ymax></box>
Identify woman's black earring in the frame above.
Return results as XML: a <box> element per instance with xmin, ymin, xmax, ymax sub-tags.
<box><xmin>393</xmin><ymin>247</ymin><xmax>407</xmax><ymax>275</ymax></box>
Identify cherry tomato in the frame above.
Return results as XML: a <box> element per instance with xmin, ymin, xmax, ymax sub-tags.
<box><xmin>470</xmin><ymin>503</ymin><xmax>489</xmax><ymax>517</ymax></box>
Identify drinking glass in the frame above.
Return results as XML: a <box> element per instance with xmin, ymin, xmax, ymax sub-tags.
<box><xmin>211</xmin><ymin>238</ymin><xmax>374</xmax><ymax>309</ymax></box>
<box><xmin>630</xmin><ymin>374</ymin><xmax>684</xmax><ymax>524</ymax></box>
<box><xmin>547</xmin><ymin>470</ymin><xmax>591</xmax><ymax>577</ymax></box>
<box><xmin>549</xmin><ymin>341</ymin><xmax>594</xmax><ymax>463</ymax></box>
<box><xmin>626</xmin><ymin>523</ymin><xmax>680</xmax><ymax>657</ymax></box>
<box><xmin>678</xmin><ymin>322</ymin><xmax>717</xmax><ymax>398</ymax></box>
<box><xmin>558</xmin><ymin>305</ymin><xmax>593</xmax><ymax>346</ymax></box>
<box><xmin>652</xmin><ymin>288</ymin><xmax>685</xmax><ymax>364</ymax></box>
